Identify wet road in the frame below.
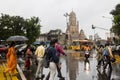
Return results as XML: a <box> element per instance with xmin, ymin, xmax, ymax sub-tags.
<box><xmin>19</xmin><ymin>50</ymin><xmax>120</xmax><ymax>80</ymax></box>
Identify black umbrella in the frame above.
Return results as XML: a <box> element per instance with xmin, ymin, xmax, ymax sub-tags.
<box><xmin>6</xmin><ymin>36</ymin><xmax>29</xmax><ymax>41</ymax></box>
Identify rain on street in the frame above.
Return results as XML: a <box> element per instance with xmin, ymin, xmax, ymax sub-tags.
<box><xmin>21</xmin><ymin>49</ymin><xmax>120</xmax><ymax>80</ymax></box>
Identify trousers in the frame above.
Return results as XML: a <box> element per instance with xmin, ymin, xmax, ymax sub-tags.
<box><xmin>35</xmin><ymin>57</ymin><xmax>43</xmax><ymax>78</ymax></box>
<box><xmin>49</xmin><ymin>62</ymin><xmax>57</xmax><ymax>80</ymax></box>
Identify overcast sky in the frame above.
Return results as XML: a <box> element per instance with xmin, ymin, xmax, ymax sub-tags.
<box><xmin>0</xmin><ymin>0</ymin><xmax>119</xmax><ymax>39</ymax></box>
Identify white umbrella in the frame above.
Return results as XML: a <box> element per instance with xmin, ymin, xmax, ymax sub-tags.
<box><xmin>6</xmin><ymin>36</ymin><xmax>28</xmax><ymax>41</ymax></box>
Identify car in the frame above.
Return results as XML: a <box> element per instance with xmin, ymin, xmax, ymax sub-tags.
<box><xmin>0</xmin><ymin>45</ymin><xmax>8</xmax><ymax>58</ymax></box>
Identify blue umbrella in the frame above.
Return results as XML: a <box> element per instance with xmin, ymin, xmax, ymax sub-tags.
<box><xmin>33</xmin><ymin>41</ymin><xmax>41</xmax><ymax>45</ymax></box>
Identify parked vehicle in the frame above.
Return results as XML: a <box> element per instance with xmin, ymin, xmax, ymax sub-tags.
<box><xmin>15</xmin><ymin>44</ymin><xmax>36</xmax><ymax>58</ymax></box>
<box><xmin>70</xmin><ymin>40</ymin><xmax>93</xmax><ymax>51</ymax></box>
<box><xmin>0</xmin><ymin>45</ymin><xmax>8</xmax><ymax>58</ymax></box>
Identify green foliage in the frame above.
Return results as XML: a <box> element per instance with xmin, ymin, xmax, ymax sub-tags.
<box><xmin>0</xmin><ymin>14</ymin><xmax>41</xmax><ymax>43</ymax></box>
<box><xmin>25</xmin><ymin>17</ymin><xmax>41</xmax><ymax>44</ymax></box>
<box><xmin>110</xmin><ymin>4</ymin><xmax>120</xmax><ymax>39</ymax></box>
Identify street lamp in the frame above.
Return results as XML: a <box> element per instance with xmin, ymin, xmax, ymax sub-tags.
<box><xmin>91</xmin><ymin>25</ymin><xmax>96</xmax><ymax>40</ymax></box>
<box><xmin>64</xmin><ymin>12</ymin><xmax>69</xmax><ymax>45</ymax></box>
<box><xmin>91</xmin><ymin>24</ymin><xmax>109</xmax><ymax>45</ymax></box>
<box><xmin>102</xmin><ymin>16</ymin><xmax>115</xmax><ymax>44</ymax></box>
<box><xmin>102</xmin><ymin>16</ymin><xmax>114</xmax><ymax>26</ymax></box>
<box><xmin>64</xmin><ymin>13</ymin><xmax>69</xmax><ymax>25</ymax></box>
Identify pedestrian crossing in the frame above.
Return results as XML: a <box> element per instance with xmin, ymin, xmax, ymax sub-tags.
<box><xmin>0</xmin><ymin>62</ymin><xmax>19</xmax><ymax>80</ymax></box>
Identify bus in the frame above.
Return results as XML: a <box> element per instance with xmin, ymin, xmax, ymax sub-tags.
<box><xmin>70</xmin><ymin>40</ymin><xmax>94</xmax><ymax>51</ymax></box>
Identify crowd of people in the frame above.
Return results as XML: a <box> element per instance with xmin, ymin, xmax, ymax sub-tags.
<box><xmin>34</xmin><ymin>39</ymin><xmax>67</xmax><ymax>80</ymax></box>
<box><xmin>2</xmin><ymin>39</ymin><xmax>118</xmax><ymax>80</ymax></box>
<box><xmin>2</xmin><ymin>39</ymin><xmax>67</xmax><ymax>80</ymax></box>
<box><xmin>95</xmin><ymin>43</ymin><xmax>115</xmax><ymax>71</ymax></box>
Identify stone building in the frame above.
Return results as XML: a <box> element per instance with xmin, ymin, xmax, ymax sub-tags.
<box><xmin>38</xmin><ymin>11</ymin><xmax>87</xmax><ymax>45</ymax></box>
<box><xmin>79</xmin><ymin>29</ymin><xmax>87</xmax><ymax>40</ymax></box>
<box><xmin>38</xmin><ymin>29</ymin><xmax>66</xmax><ymax>45</ymax></box>
<box><xmin>66</xmin><ymin>11</ymin><xmax>86</xmax><ymax>45</ymax></box>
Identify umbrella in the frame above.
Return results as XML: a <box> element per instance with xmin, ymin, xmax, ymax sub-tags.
<box><xmin>33</xmin><ymin>41</ymin><xmax>41</xmax><ymax>45</ymax></box>
<box><xmin>6</xmin><ymin>36</ymin><xmax>29</xmax><ymax>41</ymax></box>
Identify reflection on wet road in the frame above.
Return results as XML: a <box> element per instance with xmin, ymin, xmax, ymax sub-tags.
<box><xmin>21</xmin><ymin>50</ymin><xmax>120</xmax><ymax>80</ymax></box>
<box><xmin>66</xmin><ymin>50</ymin><xmax>120</xmax><ymax>80</ymax></box>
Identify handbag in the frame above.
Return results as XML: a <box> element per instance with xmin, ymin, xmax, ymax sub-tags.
<box><xmin>111</xmin><ymin>57</ymin><xmax>116</xmax><ymax>63</ymax></box>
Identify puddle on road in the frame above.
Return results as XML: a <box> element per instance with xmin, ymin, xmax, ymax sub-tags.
<box><xmin>66</xmin><ymin>51</ymin><xmax>120</xmax><ymax>80</ymax></box>
<box><xmin>19</xmin><ymin>50</ymin><xmax>120</xmax><ymax>80</ymax></box>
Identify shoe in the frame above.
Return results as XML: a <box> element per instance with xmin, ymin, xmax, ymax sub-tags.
<box><xmin>96</xmin><ymin>65</ymin><xmax>100</xmax><ymax>68</ymax></box>
<box><xmin>35</xmin><ymin>74</ymin><xmax>45</xmax><ymax>79</ymax></box>
<box><xmin>58</xmin><ymin>74</ymin><xmax>64</xmax><ymax>79</ymax></box>
<box><xmin>59</xmin><ymin>77</ymin><xmax>65</xmax><ymax>80</ymax></box>
<box><xmin>41</xmin><ymin>74</ymin><xmax>45</xmax><ymax>79</ymax></box>
<box><xmin>45</xmin><ymin>76</ymin><xmax>49</xmax><ymax>80</ymax></box>
<box><xmin>45</xmin><ymin>73</ymin><xmax>50</xmax><ymax>80</ymax></box>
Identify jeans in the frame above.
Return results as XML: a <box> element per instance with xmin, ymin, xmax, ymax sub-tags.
<box><xmin>103</xmin><ymin>56</ymin><xmax>112</xmax><ymax>70</ymax></box>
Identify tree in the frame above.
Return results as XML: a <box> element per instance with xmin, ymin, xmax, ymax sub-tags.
<box><xmin>25</xmin><ymin>17</ymin><xmax>41</xmax><ymax>43</ymax></box>
<box><xmin>0</xmin><ymin>14</ymin><xmax>26</xmax><ymax>39</ymax></box>
<box><xmin>110</xmin><ymin>4</ymin><xmax>120</xmax><ymax>37</ymax></box>
<box><xmin>110</xmin><ymin>4</ymin><xmax>120</xmax><ymax>44</ymax></box>
<box><xmin>0</xmin><ymin>14</ymin><xmax>41</xmax><ymax>43</ymax></box>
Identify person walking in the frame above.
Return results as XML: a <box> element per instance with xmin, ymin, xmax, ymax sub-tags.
<box><xmin>84</xmin><ymin>44</ymin><xmax>90</xmax><ymax>60</ymax></box>
<box><xmin>54</xmin><ymin>39</ymin><xmax>66</xmax><ymax>79</ymax></box>
<box><xmin>103</xmin><ymin>43</ymin><xmax>113</xmax><ymax>71</ymax></box>
<box><xmin>46</xmin><ymin>40</ymin><xmax>59</xmax><ymax>80</ymax></box>
<box><xmin>96</xmin><ymin>45</ymin><xmax>104</xmax><ymax>69</ymax></box>
<box><xmin>35</xmin><ymin>41</ymin><xmax>45</xmax><ymax>79</ymax></box>
<box><xmin>24</xmin><ymin>44</ymin><xmax>32</xmax><ymax>71</ymax></box>
<box><xmin>3</xmin><ymin>41</ymin><xmax>17</xmax><ymax>76</ymax></box>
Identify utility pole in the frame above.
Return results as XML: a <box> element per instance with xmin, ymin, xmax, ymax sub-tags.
<box><xmin>92</xmin><ymin>24</ymin><xmax>109</xmax><ymax>46</ymax></box>
<box><xmin>64</xmin><ymin>12</ymin><xmax>69</xmax><ymax>45</ymax></box>
<box><xmin>102</xmin><ymin>16</ymin><xmax>115</xmax><ymax>44</ymax></box>
<box><xmin>91</xmin><ymin>24</ymin><xmax>109</xmax><ymax>40</ymax></box>
<box><xmin>92</xmin><ymin>25</ymin><xmax>109</xmax><ymax>31</ymax></box>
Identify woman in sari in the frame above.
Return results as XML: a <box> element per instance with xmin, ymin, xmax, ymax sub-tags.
<box><xmin>3</xmin><ymin>41</ymin><xmax>17</xmax><ymax>76</ymax></box>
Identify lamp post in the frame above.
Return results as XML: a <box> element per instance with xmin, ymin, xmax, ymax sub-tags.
<box><xmin>64</xmin><ymin>12</ymin><xmax>69</xmax><ymax>45</ymax></box>
<box><xmin>102</xmin><ymin>16</ymin><xmax>115</xmax><ymax>44</ymax></box>
<box><xmin>64</xmin><ymin>13</ymin><xmax>69</xmax><ymax>25</ymax></box>
<box><xmin>92</xmin><ymin>25</ymin><xmax>96</xmax><ymax>46</ymax></box>
<box><xmin>102</xmin><ymin>16</ymin><xmax>113</xmax><ymax>26</ymax></box>
<box><xmin>91</xmin><ymin>24</ymin><xmax>109</xmax><ymax>46</ymax></box>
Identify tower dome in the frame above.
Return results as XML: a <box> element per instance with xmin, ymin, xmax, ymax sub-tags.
<box><xmin>70</xmin><ymin>11</ymin><xmax>76</xmax><ymax>16</ymax></box>
<box><xmin>69</xmin><ymin>11</ymin><xmax>76</xmax><ymax>26</ymax></box>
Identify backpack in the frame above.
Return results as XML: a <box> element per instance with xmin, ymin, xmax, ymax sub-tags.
<box><xmin>43</xmin><ymin>47</ymin><xmax>50</xmax><ymax>68</ymax></box>
<box><xmin>103</xmin><ymin>48</ymin><xmax>109</xmax><ymax>56</ymax></box>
